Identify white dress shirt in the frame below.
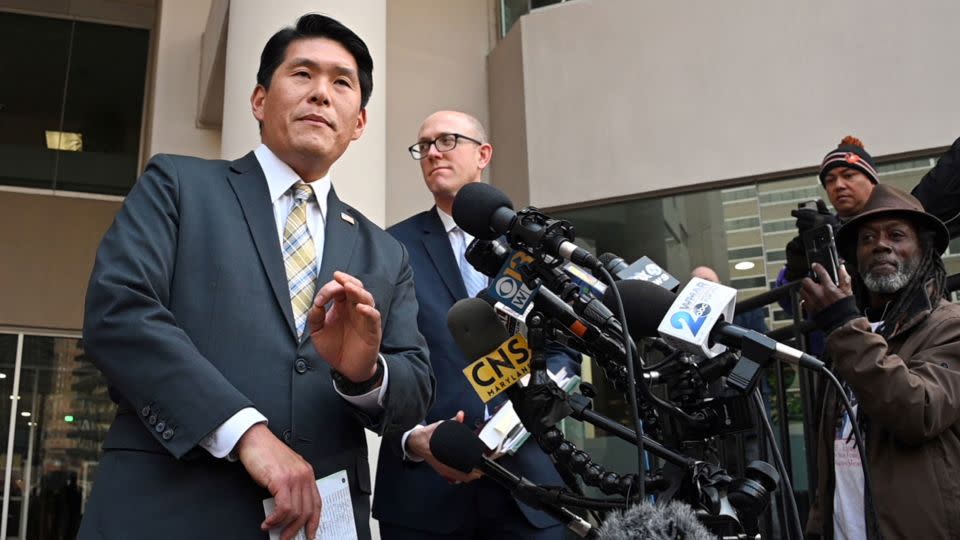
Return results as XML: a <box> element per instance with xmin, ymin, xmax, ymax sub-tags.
<box><xmin>200</xmin><ymin>144</ymin><xmax>388</xmax><ymax>458</ymax></box>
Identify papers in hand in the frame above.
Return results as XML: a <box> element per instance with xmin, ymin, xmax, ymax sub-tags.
<box><xmin>477</xmin><ymin>368</ymin><xmax>581</xmax><ymax>459</ymax></box>
<box><xmin>262</xmin><ymin>469</ymin><xmax>357</xmax><ymax>540</ymax></box>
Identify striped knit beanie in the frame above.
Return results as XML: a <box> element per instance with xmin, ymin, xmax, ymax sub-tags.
<box><xmin>819</xmin><ymin>135</ymin><xmax>879</xmax><ymax>186</ymax></box>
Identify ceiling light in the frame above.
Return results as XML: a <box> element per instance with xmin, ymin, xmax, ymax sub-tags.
<box><xmin>45</xmin><ymin>130</ymin><xmax>83</xmax><ymax>152</ymax></box>
<box><xmin>734</xmin><ymin>261</ymin><xmax>755</xmax><ymax>271</ymax></box>
<box><xmin>20</xmin><ymin>411</ymin><xmax>30</xmax><ymax>417</ymax></box>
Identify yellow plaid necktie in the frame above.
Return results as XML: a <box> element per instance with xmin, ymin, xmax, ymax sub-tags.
<box><xmin>283</xmin><ymin>181</ymin><xmax>318</xmax><ymax>337</ymax></box>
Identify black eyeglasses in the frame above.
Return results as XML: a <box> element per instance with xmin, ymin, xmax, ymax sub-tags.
<box><xmin>408</xmin><ymin>133</ymin><xmax>483</xmax><ymax>160</ymax></box>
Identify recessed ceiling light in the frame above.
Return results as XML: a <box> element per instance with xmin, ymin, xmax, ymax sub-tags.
<box><xmin>20</xmin><ymin>411</ymin><xmax>30</xmax><ymax>417</ymax></box>
<box><xmin>734</xmin><ymin>261</ymin><xmax>755</xmax><ymax>271</ymax></box>
<box><xmin>45</xmin><ymin>130</ymin><xmax>83</xmax><ymax>152</ymax></box>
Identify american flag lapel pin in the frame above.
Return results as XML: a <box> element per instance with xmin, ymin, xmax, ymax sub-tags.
<box><xmin>340</xmin><ymin>212</ymin><xmax>355</xmax><ymax>225</ymax></box>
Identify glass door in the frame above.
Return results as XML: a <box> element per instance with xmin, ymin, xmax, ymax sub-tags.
<box><xmin>0</xmin><ymin>332</ymin><xmax>116</xmax><ymax>540</ymax></box>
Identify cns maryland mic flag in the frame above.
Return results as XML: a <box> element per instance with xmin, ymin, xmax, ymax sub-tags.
<box><xmin>463</xmin><ymin>334</ymin><xmax>531</xmax><ymax>402</ymax></box>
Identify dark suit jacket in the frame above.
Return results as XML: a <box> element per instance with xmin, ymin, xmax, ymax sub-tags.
<box><xmin>372</xmin><ymin>208</ymin><xmax>579</xmax><ymax>534</ymax></box>
<box><xmin>79</xmin><ymin>153</ymin><xmax>434</xmax><ymax>540</ymax></box>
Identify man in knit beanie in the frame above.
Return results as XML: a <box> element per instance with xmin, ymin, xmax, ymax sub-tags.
<box><xmin>783</xmin><ymin>136</ymin><xmax>878</xmax><ymax>282</ymax></box>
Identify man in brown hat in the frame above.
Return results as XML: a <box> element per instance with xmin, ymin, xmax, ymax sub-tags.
<box><xmin>799</xmin><ymin>184</ymin><xmax>960</xmax><ymax>539</ymax></box>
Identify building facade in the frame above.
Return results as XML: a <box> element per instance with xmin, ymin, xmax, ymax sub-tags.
<box><xmin>1</xmin><ymin>0</ymin><xmax>958</xmax><ymax>537</ymax></box>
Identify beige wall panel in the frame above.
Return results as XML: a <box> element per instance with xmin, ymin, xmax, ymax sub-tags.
<box><xmin>487</xmin><ymin>18</ymin><xmax>529</xmax><ymax>208</ymax></box>
<box><xmin>0</xmin><ymin>192</ymin><xmax>120</xmax><ymax>331</ymax></box>
<box><xmin>498</xmin><ymin>0</ymin><xmax>960</xmax><ymax>208</ymax></box>
<box><xmin>384</xmin><ymin>0</ymin><xmax>494</xmax><ymax>225</ymax></box>
<box><xmin>146</xmin><ymin>0</ymin><xmax>221</xmax><ymax>159</ymax></box>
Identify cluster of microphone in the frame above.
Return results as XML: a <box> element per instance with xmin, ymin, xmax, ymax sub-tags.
<box><xmin>427</xmin><ymin>181</ymin><xmax>822</xmax><ymax>539</ymax></box>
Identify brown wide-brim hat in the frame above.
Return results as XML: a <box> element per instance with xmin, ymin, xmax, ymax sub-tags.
<box><xmin>836</xmin><ymin>184</ymin><xmax>950</xmax><ymax>260</ymax></box>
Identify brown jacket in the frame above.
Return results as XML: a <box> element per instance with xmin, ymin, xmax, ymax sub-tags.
<box><xmin>807</xmin><ymin>298</ymin><xmax>960</xmax><ymax>539</ymax></box>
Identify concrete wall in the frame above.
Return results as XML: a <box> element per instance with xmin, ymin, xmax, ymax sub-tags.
<box><xmin>492</xmin><ymin>0</ymin><xmax>960</xmax><ymax>208</ymax></box>
<box><xmin>384</xmin><ymin>0</ymin><xmax>496</xmax><ymax>225</ymax></box>
<box><xmin>487</xmin><ymin>17</ymin><xmax>530</xmax><ymax>208</ymax></box>
<box><xmin>0</xmin><ymin>191</ymin><xmax>120</xmax><ymax>330</ymax></box>
<box><xmin>146</xmin><ymin>0</ymin><xmax>221</xmax><ymax>159</ymax></box>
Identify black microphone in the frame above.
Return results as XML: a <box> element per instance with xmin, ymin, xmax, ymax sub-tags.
<box><xmin>463</xmin><ymin>240</ymin><xmax>625</xmax><ymax>359</ymax></box>
<box><xmin>599</xmin><ymin>253</ymin><xmax>680</xmax><ymax>292</ymax></box>
<box><xmin>452</xmin><ymin>182</ymin><xmax>602</xmax><ymax>272</ymax></box>
<box><xmin>447</xmin><ymin>297</ymin><xmax>534</xmax><ymax>405</ymax></box>
<box><xmin>601</xmin><ymin>280</ymin><xmax>824</xmax><ymax>371</ymax></box>
<box><xmin>597</xmin><ymin>499</ymin><xmax>713</xmax><ymax>540</ymax></box>
<box><xmin>430</xmin><ymin>420</ymin><xmax>594</xmax><ymax>538</ymax></box>
<box><xmin>598</xmin><ymin>253</ymin><xmax>629</xmax><ymax>275</ymax></box>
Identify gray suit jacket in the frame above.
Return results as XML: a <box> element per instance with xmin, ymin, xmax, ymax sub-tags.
<box><xmin>79</xmin><ymin>152</ymin><xmax>434</xmax><ymax>539</ymax></box>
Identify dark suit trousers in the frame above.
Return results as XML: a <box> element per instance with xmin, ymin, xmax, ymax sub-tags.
<box><xmin>379</xmin><ymin>477</ymin><xmax>565</xmax><ymax>540</ymax></box>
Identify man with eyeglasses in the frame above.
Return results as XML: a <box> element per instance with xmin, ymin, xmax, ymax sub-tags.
<box><xmin>372</xmin><ymin>110</ymin><xmax>577</xmax><ymax>539</ymax></box>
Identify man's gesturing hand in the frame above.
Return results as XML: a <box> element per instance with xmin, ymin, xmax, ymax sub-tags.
<box><xmin>308</xmin><ymin>271</ymin><xmax>383</xmax><ymax>382</ymax></box>
<box><xmin>237</xmin><ymin>424</ymin><xmax>321</xmax><ymax>540</ymax></box>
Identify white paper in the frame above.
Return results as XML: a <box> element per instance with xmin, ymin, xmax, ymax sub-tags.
<box><xmin>477</xmin><ymin>368</ymin><xmax>581</xmax><ymax>457</ymax></box>
<box><xmin>263</xmin><ymin>469</ymin><xmax>357</xmax><ymax>540</ymax></box>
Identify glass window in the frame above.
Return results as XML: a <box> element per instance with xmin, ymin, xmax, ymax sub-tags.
<box><xmin>766</xmin><ymin>249</ymin><xmax>786</xmax><ymax>262</ymax></box>
<box><xmin>722</xmin><ymin>186</ymin><xmax>757</xmax><ymax>203</ymax></box>
<box><xmin>729</xmin><ymin>246</ymin><xmax>764</xmax><ymax>259</ymax></box>
<box><xmin>0</xmin><ymin>13</ymin><xmax>72</xmax><ymax>190</ymax></box>
<box><xmin>0</xmin><ymin>13</ymin><xmax>149</xmax><ymax>195</ymax></box>
<box><xmin>759</xmin><ymin>186</ymin><xmax>821</xmax><ymax>205</ymax></box>
<box><xmin>501</xmin><ymin>0</ymin><xmax>570</xmax><ymax>36</ymax></box>
<box><xmin>731</xmin><ymin>276</ymin><xmax>768</xmax><ymax>289</ymax></box>
<box><xmin>725</xmin><ymin>216</ymin><xmax>761</xmax><ymax>231</ymax></box>
<box><xmin>762</xmin><ymin>219</ymin><xmax>795</xmax><ymax>234</ymax></box>
<box><xmin>0</xmin><ymin>333</ymin><xmax>116</xmax><ymax>538</ymax></box>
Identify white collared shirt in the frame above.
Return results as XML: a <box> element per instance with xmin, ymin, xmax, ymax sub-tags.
<box><xmin>435</xmin><ymin>207</ymin><xmax>475</xmax><ymax>271</ymax></box>
<box><xmin>255</xmin><ymin>143</ymin><xmax>330</xmax><ymax>266</ymax></box>
<box><xmin>200</xmin><ymin>144</ymin><xmax>387</xmax><ymax>459</ymax></box>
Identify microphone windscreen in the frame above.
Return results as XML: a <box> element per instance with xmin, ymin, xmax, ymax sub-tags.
<box><xmin>452</xmin><ymin>182</ymin><xmax>513</xmax><ymax>240</ymax></box>
<box><xmin>601</xmin><ymin>280</ymin><xmax>677</xmax><ymax>338</ymax></box>
<box><xmin>597</xmin><ymin>500</ymin><xmax>713</xmax><ymax>540</ymax></box>
<box><xmin>447</xmin><ymin>298</ymin><xmax>510</xmax><ymax>360</ymax></box>
<box><xmin>598</xmin><ymin>252</ymin><xmax>627</xmax><ymax>272</ymax></box>
<box><xmin>429</xmin><ymin>420</ymin><xmax>486</xmax><ymax>473</ymax></box>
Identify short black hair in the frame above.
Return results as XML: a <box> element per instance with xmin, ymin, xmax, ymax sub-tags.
<box><xmin>257</xmin><ymin>14</ymin><xmax>373</xmax><ymax>109</ymax></box>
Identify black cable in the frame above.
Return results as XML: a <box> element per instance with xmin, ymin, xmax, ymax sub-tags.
<box><xmin>818</xmin><ymin>366</ymin><xmax>883</xmax><ymax>540</ymax></box>
<box><xmin>751</xmin><ymin>389</ymin><xmax>803</xmax><ymax>540</ymax></box>
<box><xmin>639</xmin><ymin>348</ymin><xmax>683</xmax><ymax>372</ymax></box>
<box><xmin>533</xmin><ymin>487</ymin><xmax>637</xmax><ymax>511</ymax></box>
<box><xmin>597</xmin><ymin>267</ymin><xmax>645</xmax><ymax>501</ymax></box>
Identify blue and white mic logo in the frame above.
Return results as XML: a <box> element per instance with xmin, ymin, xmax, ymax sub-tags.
<box><xmin>671</xmin><ymin>300</ymin><xmax>710</xmax><ymax>336</ymax></box>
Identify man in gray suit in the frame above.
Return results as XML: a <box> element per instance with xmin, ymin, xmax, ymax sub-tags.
<box><xmin>79</xmin><ymin>14</ymin><xmax>433</xmax><ymax>540</ymax></box>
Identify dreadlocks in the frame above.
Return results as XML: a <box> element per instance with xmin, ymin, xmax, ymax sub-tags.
<box><xmin>853</xmin><ymin>228</ymin><xmax>947</xmax><ymax>339</ymax></box>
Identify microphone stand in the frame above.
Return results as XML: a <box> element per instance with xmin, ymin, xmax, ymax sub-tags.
<box><xmin>564</xmin><ymin>393</ymin><xmax>695</xmax><ymax>469</ymax></box>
